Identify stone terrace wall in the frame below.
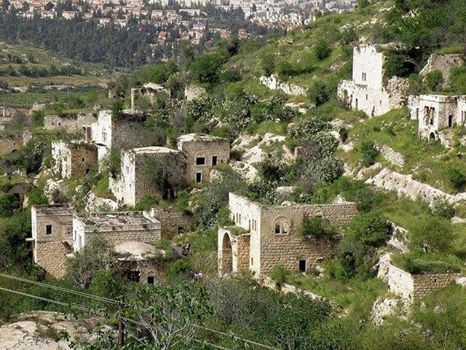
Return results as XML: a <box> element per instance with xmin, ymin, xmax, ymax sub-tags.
<box><xmin>387</xmin><ymin>264</ymin><xmax>413</xmax><ymax>300</ymax></box>
<box><xmin>0</xmin><ymin>133</ymin><xmax>23</xmax><ymax>154</ymax></box>
<box><xmin>412</xmin><ymin>273</ymin><xmax>461</xmax><ymax>300</ymax></box>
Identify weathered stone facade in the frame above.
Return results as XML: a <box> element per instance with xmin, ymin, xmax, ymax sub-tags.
<box><xmin>419</xmin><ymin>53</ymin><xmax>464</xmax><ymax>87</ymax></box>
<box><xmin>218</xmin><ymin>193</ymin><xmax>358</xmax><ymax>277</ymax></box>
<box><xmin>110</xmin><ymin>147</ymin><xmax>186</xmax><ymax>207</ymax></box>
<box><xmin>44</xmin><ymin>113</ymin><xmax>97</xmax><ymax>134</ymax></box>
<box><xmin>387</xmin><ymin>263</ymin><xmax>460</xmax><ymax>301</ymax></box>
<box><xmin>51</xmin><ymin>141</ymin><xmax>98</xmax><ymax>178</ymax></box>
<box><xmin>145</xmin><ymin>207</ymin><xmax>194</xmax><ymax>239</ymax></box>
<box><xmin>337</xmin><ymin>44</ymin><xmax>408</xmax><ymax>117</ymax></box>
<box><xmin>90</xmin><ymin>110</ymin><xmax>154</xmax><ymax>163</ymax></box>
<box><xmin>72</xmin><ymin>211</ymin><xmax>161</xmax><ymax>252</ymax></box>
<box><xmin>130</xmin><ymin>82</ymin><xmax>170</xmax><ymax>110</ymax></box>
<box><xmin>177</xmin><ymin>133</ymin><xmax>230</xmax><ymax>184</ymax></box>
<box><xmin>0</xmin><ymin>133</ymin><xmax>23</xmax><ymax>154</ymax></box>
<box><xmin>408</xmin><ymin>94</ymin><xmax>466</xmax><ymax>145</ymax></box>
<box><xmin>30</xmin><ymin>204</ymin><xmax>74</xmax><ymax>278</ymax></box>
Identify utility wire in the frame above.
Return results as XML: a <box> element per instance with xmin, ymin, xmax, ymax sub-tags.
<box><xmin>0</xmin><ymin>273</ymin><xmax>279</xmax><ymax>350</ymax></box>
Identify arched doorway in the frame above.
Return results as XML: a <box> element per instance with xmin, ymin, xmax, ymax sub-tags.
<box><xmin>429</xmin><ymin>132</ymin><xmax>436</xmax><ymax>141</ymax></box>
<box><xmin>221</xmin><ymin>233</ymin><xmax>233</xmax><ymax>275</ymax></box>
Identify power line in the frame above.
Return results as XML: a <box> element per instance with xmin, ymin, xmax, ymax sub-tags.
<box><xmin>0</xmin><ymin>273</ymin><xmax>279</xmax><ymax>350</ymax></box>
<box><xmin>0</xmin><ymin>285</ymin><xmax>232</xmax><ymax>350</ymax></box>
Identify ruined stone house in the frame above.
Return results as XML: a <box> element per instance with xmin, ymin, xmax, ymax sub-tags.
<box><xmin>130</xmin><ymin>82</ymin><xmax>171</xmax><ymax>110</ymax></box>
<box><xmin>44</xmin><ymin>113</ymin><xmax>97</xmax><ymax>136</ymax></box>
<box><xmin>419</xmin><ymin>52</ymin><xmax>464</xmax><ymax>88</ymax></box>
<box><xmin>51</xmin><ymin>140</ymin><xmax>98</xmax><ymax>179</ymax></box>
<box><xmin>109</xmin><ymin>146</ymin><xmax>186</xmax><ymax>207</ymax></box>
<box><xmin>29</xmin><ymin>204</ymin><xmax>74</xmax><ymax>279</ymax></box>
<box><xmin>218</xmin><ymin>193</ymin><xmax>358</xmax><ymax>277</ymax></box>
<box><xmin>337</xmin><ymin>44</ymin><xmax>409</xmax><ymax>117</ymax></box>
<box><xmin>0</xmin><ymin>130</ymin><xmax>32</xmax><ymax>154</ymax></box>
<box><xmin>408</xmin><ymin>94</ymin><xmax>466</xmax><ymax>144</ymax></box>
<box><xmin>90</xmin><ymin>110</ymin><xmax>154</xmax><ymax>164</ymax></box>
<box><xmin>145</xmin><ymin>207</ymin><xmax>194</xmax><ymax>239</ymax></box>
<box><xmin>29</xmin><ymin>204</ymin><xmax>162</xmax><ymax>280</ymax></box>
<box><xmin>176</xmin><ymin>133</ymin><xmax>230</xmax><ymax>184</ymax></box>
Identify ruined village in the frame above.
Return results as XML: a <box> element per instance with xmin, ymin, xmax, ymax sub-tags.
<box><xmin>0</xmin><ymin>0</ymin><xmax>465</xmax><ymax>349</ymax></box>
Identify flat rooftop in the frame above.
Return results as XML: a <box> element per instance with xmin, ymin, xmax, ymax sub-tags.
<box><xmin>75</xmin><ymin>212</ymin><xmax>160</xmax><ymax>232</ymax></box>
<box><xmin>177</xmin><ymin>133</ymin><xmax>227</xmax><ymax>145</ymax></box>
<box><xmin>130</xmin><ymin>146</ymin><xmax>180</xmax><ymax>155</ymax></box>
<box><xmin>32</xmin><ymin>204</ymin><xmax>74</xmax><ymax>216</ymax></box>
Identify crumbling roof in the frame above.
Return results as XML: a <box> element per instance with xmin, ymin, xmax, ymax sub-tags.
<box><xmin>114</xmin><ymin>241</ymin><xmax>158</xmax><ymax>260</ymax></box>
<box><xmin>130</xmin><ymin>146</ymin><xmax>180</xmax><ymax>155</ymax></box>
<box><xmin>176</xmin><ymin>133</ymin><xmax>228</xmax><ymax>148</ymax></box>
<box><xmin>32</xmin><ymin>204</ymin><xmax>74</xmax><ymax>216</ymax></box>
<box><xmin>75</xmin><ymin>212</ymin><xmax>160</xmax><ymax>233</ymax></box>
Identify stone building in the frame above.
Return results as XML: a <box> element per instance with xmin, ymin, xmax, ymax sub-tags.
<box><xmin>337</xmin><ymin>44</ymin><xmax>408</xmax><ymax>117</ymax></box>
<box><xmin>145</xmin><ymin>207</ymin><xmax>194</xmax><ymax>239</ymax></box>
<box><xmin>0</xmin><ymin>130</ymin><xmax>32</xmax><ymax>154</ymax></box>
<box><xmin>109</xmin><ymin>147</ymin><xmax>186</xmax><ymax>207</ymax></box>
<box><xmin>44</xmin><ymin>113</ymin><xmax>97</xmax><ymax>135</ymax></box>
<box><xmin>51</xmin><ymin>140</ymin><xmax>98</xmax><ymax>179</ymax></box>
<box><xmin>29</xmin><ymin>204</ymin><xmax>74</xmax><ymax>278</ymax></box>
<box><xmin>90</xmin><ymin>109</ymin><xmax>154</xmax><ymax>163</ymax></box>
<box><xmin>408</xmin><ymin>94</ymin><xmax>466</xmax><ymax>144</ymax></box>
<box><xmin>72</xmin><ymin>211</ymin><xmax>161</xmax><ymax>252</ymax></box>
<box><xmin>177</xmin><ymin>133</ymin><xmax>230</xmax><ymax>184</ymax></box>
<box><xmin>387</xmin><ymin>262</ymin><xmax>461</xmax><ymax>302</ymax></box>
<box><xmin>131</xmin><ymin>82</ymin><xmax>170</xmax><ymax>110</ymax></box>
<box><xmin>419</xmin><ymin>52</ymin><xmax>464</xmax><ymax>88</ymax></box>
<box><xmin>218</xmin><ymin>193</ymin><xmax>358</xmax><ymax>277</ymax></box>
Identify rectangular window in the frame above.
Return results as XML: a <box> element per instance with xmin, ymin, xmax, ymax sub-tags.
<box><xmin>299</xmin><ymin>260</ymin><xmax>306</xmax><ymax>273</ymax></box>
<box><xmin>178</xmin><ymin>226</ymin><xmax>184</xmax><ymax>234</ymax></box>
<box><xmin>212</xmin><ymin>156</ymin><xmax>218</xmax><ymax>166</ymax></box>
<box><xmin>362</xmin><ymin>72</ymin><xmax>366</xmax><ymax>81</ymax></box>
<box><xmin>196</xmin><ymin>157</ymin><xmax>206</xmax><ymax>165</ymax></box>
<box><xmin>251</xmin><ymin>258</ymin><xmax>254</xmax><ymax>265</ymax></box>
<box><xmin>275</xmin><ymin>224</ymin><xmax>281</xmax><ymax>234</ymax></box>
<box><xmin>45</xmin><ymin>225</ymin><xmax>53</xmax><ymax>235</ymax></box>
<box><xmin>195</xmin><ymin>172</ymin><xmax>202</xmax><ymax>183</ymax></box>
<box><xmin>147</xmin><ymin>276</ymin><xmax>155</xmax><ymax>284</ymax></box>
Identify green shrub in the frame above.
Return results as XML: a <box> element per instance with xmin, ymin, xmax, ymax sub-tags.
<box><xmin>314</xmin><ymin>39</ymin><xmax>332</xmax><ymax>60</ymax></box>
<box><xmin>359</xmin><ymin>141</ymin><xmax>379</xmax><ymax>167</ymax></box>
<box><xmin>308</xmin><ymin>79</ymin><xmax>335</xmax><ymax>107</ymax></box>
<box><xmin>448</xmin><ymin>65</ymin><xmax>466</xmax><ymax>94</ymax></box>
<box><xmin>301</xmin><ymin>216</ymin><xmax>336</xmax><ymax>239</ymax></box>
<box><xmin>269</xmin><ymin>265</ymin><xmax>289</xmax><ymax>286</ymax></box>
<box><xmin>432</xmin><ymin>201</ymin><xmax>455</xmax><ymax>219</ymax></box>
<box><xmin>0</xmin><ymin>194</ymin><xmax>20</xmax><ymax>217</ymax></box>
<box><xmin>425</xmin><ymin>70</ymin><xmax>444</xmax><ymax>92</ymax></box>
<box><xmin>347</xmin><ymin>212</ymin><xmax>391</xmax><ymax>248</ymax></box>
<box><xmin>168</xmin><ymin>259</ymin><xmax>193</xmax><ymax>279</ymax></box>
<box><xmin>261</xmin><ymin>54</ymin><xmax>275</xmax><ymax>76</ymax></box>
<box><xmin>446</xmin><ymin>167</ymin><xmax>465</xmax><ymax>190</ymax></box>
<box><xmin>410</xmin><ymin>216</ymin><xmax>453</xmax><ymax>252</ymax></box>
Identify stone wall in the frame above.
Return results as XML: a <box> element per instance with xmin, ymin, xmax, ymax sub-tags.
<box><xmin>236</xmin><ymin>234</ymin><xmax>251</xmax><ymax>272</ymax></box>
<box><xmin>177</xmin><ymin>134</ymin><xmax>230</xmax><ymax>184</ymax></box>
<box><xmin>387</xmin><ymin>263</ymin><xmax>460</xmax><ymax>301</ymax></box>
<box><xmin>35</xmin><ymin>241</ymin><xmax>71</xmax><ymax>278</ymax></box>
<box><xmin>376</xmin><ymin>144</ymin><xmax>404</xmax><ymax>167</ymax></box>
<box><xmin>420</xmin><ymin>53</ymin><xmax>464</xmax><ymax>87</ymax></box>
<box><xmin>148</xmin><ymin>207</ymin><xmax>194</xmax><ymax>239</ymax></box>
<box><xmin>44</xmin><ymin>113</ymin><xmax>96</xmax><ymax>133</ymax></box>
<box><xmin>0</xmin><ymin>133</ymin><xmax>23</xmax><ymax>154</ymax></box>
<box><xmin>52</xmin><ymin>141</ymin><xmax>98</xmax><ymax>178</ymax></box>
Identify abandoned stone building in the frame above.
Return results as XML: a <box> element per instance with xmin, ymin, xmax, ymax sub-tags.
<box><xmin>145</xmin><ymin>207</ymin><xmax>194</xmax><ymax>239</ymax></box>
<box><xmin>130</xmin><ymin>82</ymin><xmax>171</xmax><ymax>110</ymax></box>
<box><xmin>0</xmin><ymin>130</ymin><xmax>32</xmax><ymax>154</ymax></box>
<box><xmin>51</xmin><ymin>140</ymin><xmax>98</xmax><ymax>179</ymax></box>
<box><xmin>44</xmin><ymin>113</ymin><xmax>97</xmax><ymax>135</ymax></box>
<box><xmin>218</xmin><ymin>193</ymin><xmax>358</xmax><ymax>277</ymax></box>
<box><xmin>419</xmin><ymin>52</ymin><xmax>464</xmax><ymax>88</ymax></box>
<box><xmin>72</xmin><ymin>211</ymin><xmax>161</xmax><ymax>252</ymax></box>
<box><xmin>408</xmin><ymin>94</ymin><xmax>466</xmax><ymax>144</ymax></box>
<box><xmin>337</xmin><ymin>44</ymin><xmax>408</xmax><ymax>117</ymax></box>
<box><xmin>90</xmin><ymin>110</ymin><xmax>154</xmax><ymax>163</ymax></box>
<box><xmin>110</xmin><ymin>146</ymin><xmax>186</xmax><ymax>207</ymax></box>
<box><xmin>176</xmin><ymin>133</ymin><xmax>230</xmax><ymax>184</ymax></box>
<box><xmin>29</xmin><ymin>204</ymin><xmax>74</xmax><ymax>278</ymax></box>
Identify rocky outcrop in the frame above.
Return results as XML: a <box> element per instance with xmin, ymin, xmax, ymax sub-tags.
<box><xmin>366</xmin><ymin>167</ymin><xmax>466</xmax><ymax>206</ymax></box>
<box><xmin>420</xmin><ymin>53</ymin><xmax>464</xmax><ymax>87</ymax></box>
<box><xmin>85</xmin><ymin>192</ymin><xmax>119</xmax><ymax>212</ymax></box>
<box><xmin>230</xmin><ymin>161</ymin><xmax>259</xmax><ymax>183</ymax></box>
<box><xmin>371</xmin><ymin>296</ymin><xmax>405</xmax><ymax>325</ymax></box>
<box><xmin>259</xmin><ymin>75</ymin><xmax>306</xmax><ymax>96</ymax></box>
<box><xmin>240</xmin><ymin>133</ymin><xmax>293</xmax><ymax>165</ymax></box>
<box><xmin>43</xmin><ymin>179</ymin><xmax>68</xmax><ymax>204</ymax></box>
<box><xmin>376</xmin><ymin>144</ymin><xmax>404</xmax><ymax>168</ymax></box>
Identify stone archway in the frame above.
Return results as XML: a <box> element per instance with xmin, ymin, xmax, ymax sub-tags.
<box><xmin>221</xmin><ymin>233</ymin><xmax>233</xmax><ymax>275</ymax></box>
<box><xmin>429</xmin><ymin>132</ymin><xmax>436</xmax><ymax>141</ymax></box>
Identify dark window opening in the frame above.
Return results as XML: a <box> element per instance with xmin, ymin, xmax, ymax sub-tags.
<box><xmin>82</xmin><ymin>158</ymin><xmax>85</xmax><ymax>162</ymax></box>
<box><xmin>126</xmin><ymin>271</ymin><xmax>140</xmax><ymax>283</ymax></box>
<box><xmin>448</xmin><ymin>115</ymin><xmax>454</xmax><ymax>128</ymax></box>
<box><xmin>299</xmin><ymin>260</ymin><xmax>306</xmax><ymax>273</ymax></box>
<box><xmin>212</xmin><ymin>156</ymin><xmax>218</xmax><ymax>166</ymax></box>
<box><xmin>147</xmin><ymin>276</ymin><xmax>155</xmax><ymax>284</ymax></box>
<box><xmin>275</xmin><ymin>224</ymin><xmax>281</xmax><ymax>234</ymax></box>
<box><xmin>178</xmin><ymin>226</ymin><xmax>185</xmax><ymax>234</ymax></box>
<box><xmin>45</xmin><ymin>225</ymin><xmax>53</xmax><ymax>235</ymax></box>
<box><xmin>196</xmin><ymin>172</ymin><xmax>202</xmax><ymax>183</ymax></box>
<box><xmin>85</xmin><ymin>168</ymin><xmax>90</xmax><ymax>174</ymax></box>
<box><xmin>196</xmin><ymin>157</ymin><xmax>206</xmax><ymax>165</ymax></box>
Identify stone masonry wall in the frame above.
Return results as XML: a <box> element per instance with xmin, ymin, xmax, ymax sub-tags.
<box><xmin>150</xmin><ymin>207</ymin><xmax>194</xmax><ymax>239</ymax></box>
<box><xmin>412</xmin><ymin>273</ymin><xmax>461</xmax><ymax>300</ymax></box>
<box><xmin>44</xmin><ymin>113</ymin><xmax>96</xmax><ymax>133</ymax></box>
<box><xmin>86</xmin><ymin>229</ymin><xmax>160</xmax><ymax>247</ymax></box>
<box><xmin>178</xmin><ymin>138</ymin><xmax>230</xmax><ymax>183</ymax></box>
<box><xmin>35</xmin><ymin>241</ymin><xmax>71</xmax><ymax>279</ymax></box>
<box><xmin>0</xmin><ymin>133</ymin><xmax>23</xmax><ymax>154</ymax></box>
<box><xmin>259</xmin><ymin>203</ymin><xmax>358</xmax><ymax>276</ymax></box>
<box><xmin>69</xmin><ymin>143</ymin><xmax>98</xmax><ymax>177</ymax></box>
<box><xmin>236</xmin><ymin>234</ymin><xmax>251</xmax><ymax>273</ymax></box>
